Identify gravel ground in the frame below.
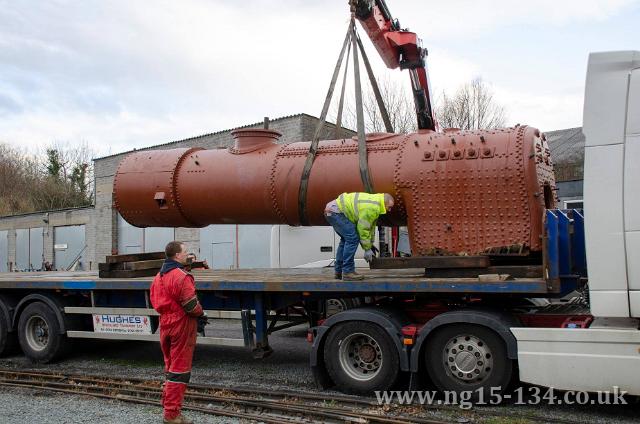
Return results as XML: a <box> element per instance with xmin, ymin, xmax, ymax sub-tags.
<box><xmin>0</xmin><ymin>319</ymin><xmax>638</xmax><ymax>424</ymax></box>
<box><xmin>0</xmin><ymin>386</ymin><xmax>235</xmax><ymax>424</ymax></box>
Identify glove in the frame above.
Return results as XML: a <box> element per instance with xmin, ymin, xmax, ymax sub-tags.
<box><xmin>197</xmin><ymin>313</ymin><xmax>209</xmax><ymax>335</ymax></box>
<box><xmin>371</xmin><ymin>246</ymin><xmax>379</xmax><ymax>256</ymax></box>
<box><xmin>364</xmin><ymin>249</ymin><xmax>374</xmax><ymax>263</ymax></box>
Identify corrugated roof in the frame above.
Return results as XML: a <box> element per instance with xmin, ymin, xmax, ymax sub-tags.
<box><xmin>94</xmin><ymin>113</ymin><xmax>315</xmax><ymax>161</ymax></box>
<box><xmin>545</xmin><ymin>127</ymin><xmax>584</xmax><ymax>165</ymax></box>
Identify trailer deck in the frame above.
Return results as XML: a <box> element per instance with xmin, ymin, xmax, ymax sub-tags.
<box><xmin>0</xmin><ymin>268</ymin><xmax>570</xmax><ymax>295</ymax></box>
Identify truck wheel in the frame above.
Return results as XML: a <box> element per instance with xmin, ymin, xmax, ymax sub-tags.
<box><xmin>18</xmin><ymin>302</ymin><xmax>68</xmax><ymax>363</ymax></box>
<box><xmin>324</xmin><ymin>321</ymin><xmax>399</xmax><ymax>394</ymax></box>
<box><xmin>425</xmin><ymin>324</ymin><xmax>513</xmax><ymax>397</ymax></box>
<box><xmin>0</xmin><ymin>309</ymin><xmax>18</xmax><ymax>357</ymax></box>
<box><xmin>325</xmin><ymin>298</ymin><xmax>360</xmax><ymax>316</ymax></box>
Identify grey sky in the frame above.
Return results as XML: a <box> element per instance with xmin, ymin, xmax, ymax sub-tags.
<box><xmin>0</xmin><ymin>0</ymin><xmax>638</xmax><ymax>156</ymax></box>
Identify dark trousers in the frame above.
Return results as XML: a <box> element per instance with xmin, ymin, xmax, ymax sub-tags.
<box><xmin>325</xmin><ymin>212</ymin><xmax>359</xmax><ymax>274</ymax></box>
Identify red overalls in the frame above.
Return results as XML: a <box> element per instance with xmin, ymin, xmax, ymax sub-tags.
<box><xmin>150</xmin><ymin>266</ymin><xmax>203</xmax><ymax>420</ymax></box>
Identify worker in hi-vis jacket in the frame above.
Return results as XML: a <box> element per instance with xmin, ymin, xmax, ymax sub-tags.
<box><xmin>151</xmin><ymin>241</ymin><xmax>208</xmax><ymax>424</ymax></box>
<box><xmin>324</xmin><ymin>192</ymin><xmax>394</xmax><ymax>280</ymax></box>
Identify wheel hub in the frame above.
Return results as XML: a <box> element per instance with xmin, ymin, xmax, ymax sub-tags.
<box><xmin>25</xmin><ymin>315</ymin><xmax>49</xmax><ymax>352</ymax></box>
<box><xmin>338</xmin><ymin>333</ymin><xmax>383</xmax><ymax>381</ymax></box>
<box><xmin>443</xmin><ymin>334</ymin><xmax>494</xmax><ymax>384</ymax></box>
<box><xmin>358</xmin><ymin>344</ymin><xmax>376</xmax><ymax>363</ymax></box>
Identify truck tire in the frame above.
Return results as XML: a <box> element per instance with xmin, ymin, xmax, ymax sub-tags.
<box><xmin>0</xmin><ymin>310</ymin><xmax>17</xmax><ymax>357</ymax></box>
<box><xmin>424</xmin><ymin>324</ymin><xmax>513</xmax><ymax>397</ymax></box>
<box><xmin>324</xmin><ymin>321</ymin><xmax>399</xmax><ymax>394</ymax></box>
<box><xmin>325</xmin><ymin>298</ymin><xmax>360</xmax><ymax>317</ymax></box>
<box><xmin>18</xmin><ymin>302</ymin><xmax>68</xmax><ymax>363</ymax></box>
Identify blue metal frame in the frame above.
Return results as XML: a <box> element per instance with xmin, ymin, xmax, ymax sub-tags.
<box><xmin>571</xmin><ymin>210</ymin><xmax>587</xmax><ymax>276</ymax></box>
<box><xmin>544</xmin><ymin>209</ymin><xmax>587</xmax><ymax>295</ymax></box>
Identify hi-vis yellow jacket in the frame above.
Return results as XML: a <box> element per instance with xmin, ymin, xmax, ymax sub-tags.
<box><xmin>335</xmin><ymin>192</ymin><xmax>386</xmax><ymax>250</ymax></box>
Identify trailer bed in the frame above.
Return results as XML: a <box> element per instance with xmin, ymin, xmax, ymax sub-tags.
<box><xmin>0</xmin><ymin>268</ymin><xmax>558</xmax><ymax>295</ymax></box>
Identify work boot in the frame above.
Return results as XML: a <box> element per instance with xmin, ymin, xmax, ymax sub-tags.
<box><xmin>342</xmin><ymin>272</ymin><xmax>365</xmax><ymax>281</ymax></box>
<box><xmin>163</xmin><ymin>414</ymin><xmax>193</xmax><ymax>424</ymax></box>
<box><xmin>334</xmin><ymin>272</ymin><xmax>342</xmax><ymax>280</ymax></box>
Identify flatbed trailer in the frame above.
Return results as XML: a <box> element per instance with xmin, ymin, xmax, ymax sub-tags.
<box><xmin>0</xmin><ymin>216</ymin><xmax>586</xmax><ymax>396</ymax></box>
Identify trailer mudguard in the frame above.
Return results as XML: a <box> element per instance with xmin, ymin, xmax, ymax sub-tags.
<box><xmin>310</xmin><ymin>306</ymin><xmax>411</xmax><ymax>389</ymax></box>
<box><xmin>12</xmin><ymin>294</ymin><xmax>68</xmax><ymax>334</ymax></box>
<box><xmin>409</xmin><ymin>308</ymin><xmax>520</xmax><ymax>373</ymax></box>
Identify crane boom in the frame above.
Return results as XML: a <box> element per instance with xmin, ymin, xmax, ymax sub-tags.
<box><xmin>351</xmin><ymin>0</ymin><xmax>436</xmax><ymax>131</ymax></box>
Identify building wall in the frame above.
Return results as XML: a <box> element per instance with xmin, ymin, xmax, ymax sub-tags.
<box><xmin>0</xmin><ymin>207</ymin><xmax>95</xmax><ymax>271</ymax></box>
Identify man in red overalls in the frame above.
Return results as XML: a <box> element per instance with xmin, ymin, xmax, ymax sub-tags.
<box><xmin>150</xmin><ymin>241</ymin><xmax>206</xmax><ymax>424</ymax></box>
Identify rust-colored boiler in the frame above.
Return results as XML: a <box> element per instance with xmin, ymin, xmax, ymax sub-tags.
<box><xmin>114</xmin><ymin>126</ymin><xmax>556</xmax><ymax>255</ymax></box>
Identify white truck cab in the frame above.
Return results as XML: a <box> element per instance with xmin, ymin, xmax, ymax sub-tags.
<box><xmin>512</xmin><ymin>51</ymin><xmax>640</xmax><ymax>395</ymax></box>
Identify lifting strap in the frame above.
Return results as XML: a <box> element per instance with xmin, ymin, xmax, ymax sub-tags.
<box><xmin>352</xmin><ymin>21</ymin><xmax>375</xmax><ymax>195</ymax></box>
<box><xmin>298</xmin><ymin>20</ymin><xmax>354</xmax><ymax>225</ymax></box>
<box><xmin>298</xmin><ymin>18</ymin><xmax>393</xmax><ymax>224</ymax></box>
<box><xmin>334</xmin><ymin>41</ymin><xmax>352</xmax><ymax>139</ymax></box>
<box><xmin>355</xmin><ymin>31</ymin><xmax>394</xmax><ymax>134</ymax></box>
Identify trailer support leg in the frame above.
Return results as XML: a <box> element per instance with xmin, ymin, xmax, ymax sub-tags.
<box><xmin>252</xmin><ymin>294</ymin><xmax>273</xmax><ymax>359</ymax></box>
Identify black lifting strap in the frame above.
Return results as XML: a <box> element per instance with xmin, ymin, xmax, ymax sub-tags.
<box><xmin>352</xmin><ymin>22</ymin><xmax>375</xmax><ymax>195</ymax></box>
<box><xmin>355</xmin><ymin>31</ymin><xmax>394</xmax><ymax>134</ymax></box>
<box><xmin>298</xmin><ymin>19</ymin><xmax>390</xmax><ymax>224</ymax></box>
<box><xmin>298</xmin><ymin>20</ymin><xmax>354</xmax><ymax>225</ymax></box>
<box><xmin>334</xmin><ymin>40</ymin><xmax>352</xmax><ymax>139</ymax></box>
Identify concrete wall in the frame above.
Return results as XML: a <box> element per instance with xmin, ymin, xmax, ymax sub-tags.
<box><xmin>0</xmin><ymin>207</ymin><xmax>95</xmax><ymax>271</ymax></box>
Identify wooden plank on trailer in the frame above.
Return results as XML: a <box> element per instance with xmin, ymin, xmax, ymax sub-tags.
<box><xmin>370</xmin><ymin>255</ymin><xmax>490</xmax><ymax>269</ymax></box>
<box><xmin>105</xmin><ymin>252</ymin><xmax>165</xmax><ymax>264</ymax></box>
<box><xmin>122</xmin><ymin>259</ymin><xmax>164</xmax><ymax>271</ymax></box>
<box><xmin>425</xmin><ymin>265</ymin><xmax>542</xmax><ymax>278</ymax></box>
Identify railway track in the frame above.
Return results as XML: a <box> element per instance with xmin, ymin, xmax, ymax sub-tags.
<box><xmin>0</xmin><ymin>368</ymin><xmax>583</xmax><ymax>424</ymax></box>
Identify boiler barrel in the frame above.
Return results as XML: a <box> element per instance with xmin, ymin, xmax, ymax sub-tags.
<box><xmin>114</xmin><ymin>126</ymin><xmax>556</xmax><ymax>255</ymax></box>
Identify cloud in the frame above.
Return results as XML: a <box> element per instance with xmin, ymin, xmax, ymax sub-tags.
<box><xmin>0</xmin><ymin>0</ymin><xmax>636</xmax><ymax>155</ymax></box>
<box><xmin>392</xmin><ymin>0</ymin><xmax>638</xmax><ymax>39</ymax></box>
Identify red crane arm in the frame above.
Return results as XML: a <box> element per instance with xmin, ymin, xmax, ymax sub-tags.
<box><xmin>352</xmin><ymin>0</ymin><xmax>436</xmax><ymax>131</ymax></box>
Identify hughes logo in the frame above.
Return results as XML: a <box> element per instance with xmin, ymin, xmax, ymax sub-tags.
<box><xmin>99</xmin><ymin>315</ymin><xmax>143</xmax><ymax>324</ymax></box>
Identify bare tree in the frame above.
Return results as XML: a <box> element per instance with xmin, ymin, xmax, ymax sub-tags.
<box><xmin>436</xmin><ymin>78</ymin><xmax>506</xmax><ymax>130</ymax></box>
<box><xmin>332</xmin><ymin>75</ymin><xmax>418</xmax><ymax>135</ymax></box>
<box><xmin>0</xmin><ymin>142</ymin><xmax>94</xmax><ymax>216</ymax></box>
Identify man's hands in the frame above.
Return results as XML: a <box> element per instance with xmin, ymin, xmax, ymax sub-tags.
<box><xmin>197</xmin><ymin>313</ymin><xmax>209</xmax><ymax>335</ymax></box>
<box><xmin>364</xmin><ymin>246</ymin><xmax>380</xmax><ymax>263</ymax></box>
<box><xmin>364</xmin><ymin>249</ymin><xmax>374</xmax><ymax>263</ymax></box>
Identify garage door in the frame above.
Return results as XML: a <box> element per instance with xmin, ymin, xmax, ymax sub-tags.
<box><xmin>54</xmin><ymin>225</ymin><xmax>86</xmax><ymax>271</ymax></box>
<box><xmin>16</xmin><ymin>228</ymin><xmax>43</xmax><ymax>271</ymax></box>
<box><xmin>200</xmin><ymin>225</ymin><xmax>236</xmax><ymax>269</ymax></box>
<box><xmin>15</xmin><ymin>229</ymin><xmax>29</xmax><ymax>271</ymax></box>
<box><xmin>118</xmin><ymin>214</ymin><xmax>175</xmax><ymax>254</ymax></box>
<box><xmin>238</xmin><ymin>225</ymin><xmax>271</xmax><ymax>268</ymax></box>
<box><xmin>144</xmin><ymin>227</ymin><xmax>175</xmax><ymax>253</ymax></box>
<box><xmin>29</xmin><ymin>227</ymin><xmax>44</xmax><ymax>270</ymax></box>
<box><xmin>117</xmin><ymin>214</ymin><xmax>143</xmax><ymax>254</ymax></box>
<box><xmin>0</xmin><ymin>230</ymin><xmax>7</xmax><ymax>272</ymax></box>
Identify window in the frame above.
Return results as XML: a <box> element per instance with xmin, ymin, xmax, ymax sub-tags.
<box><xmin>564</xmin><ymin>200</ymin><xmax>584</xmax><ymax>209</ymax></box>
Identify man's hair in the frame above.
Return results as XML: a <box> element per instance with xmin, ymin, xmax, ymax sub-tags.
<box><xmin>165</xmin><ymin>241</ymin><xmax>185</xmax><ymax>259</ymax></box>
<box><xmin>383</xmin><ymin>193</ymin><xmax>395</xmax><ymax>206</ymax></box>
